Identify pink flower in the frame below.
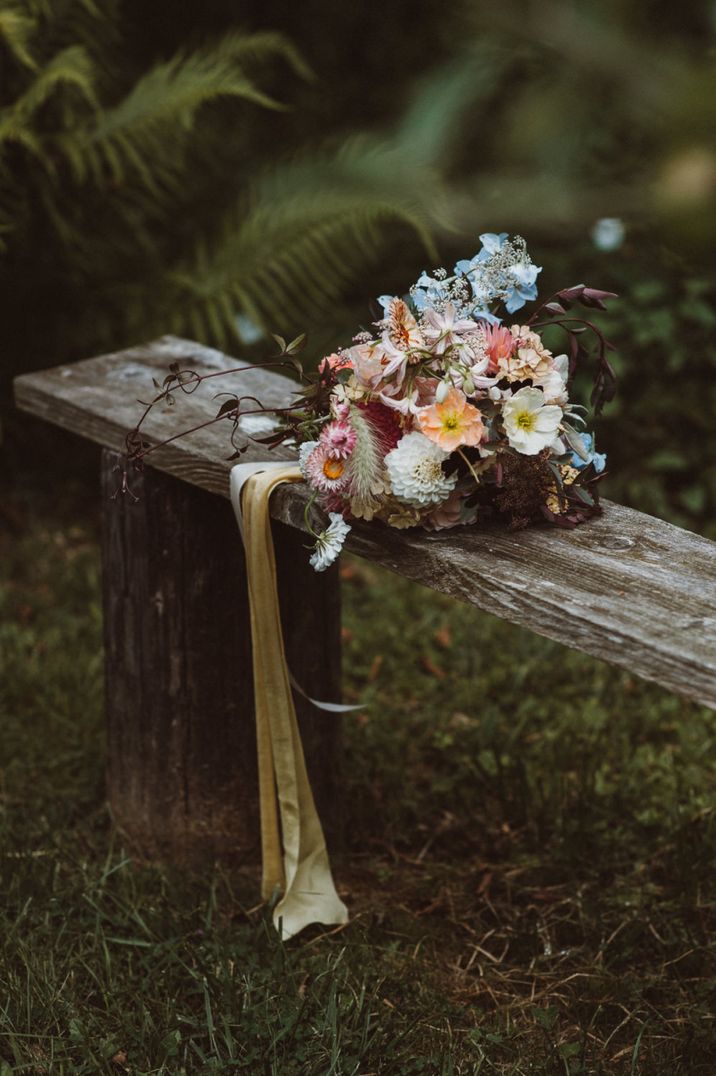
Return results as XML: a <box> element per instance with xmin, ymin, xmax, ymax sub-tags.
<box><xmin>348</xmin><ymin>339</ymin><xmax>407</xmax><ymax>393</ymax></box>
<box><xmin>483</xmin><ymin>323</ymin><xmax>514</xmax><ymax>373</ymax></box>
<box><xmin>424</xmin><ymin>489</ymin><xmax>470</xmax><ymax>531</ymax></box>
<box><xmin>319</xmin><ymin>420</ymin><xmax>356</xmax><ymax>459</ymax></box>
<box><xmin>319</xmin><ymin>352</ymin><xmax>353</xmax><ymax>374</ymax></box>
<box><xmin>305</xmin><ymin>443</ymin><xmax>351</xmax><ymax>492</ymax></box>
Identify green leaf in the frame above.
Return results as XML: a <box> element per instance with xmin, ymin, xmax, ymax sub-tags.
<box><xmin>562</xmin><ymin>424</ymin><xmax>589</xmax><ymax>460</ymax></box>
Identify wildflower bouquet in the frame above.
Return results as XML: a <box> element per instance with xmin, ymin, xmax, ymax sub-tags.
<box><xmin>290</xmin><ymin>233</ymin><xmax>616</xmax><ymax>569</ymax></box>
<box><xmin>123</xmin><ymin>233</ymin><xmax>616</xmax><ymax>572</ymax></box>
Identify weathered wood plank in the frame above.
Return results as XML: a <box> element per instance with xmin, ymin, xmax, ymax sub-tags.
<box><xmin>14</xmin><ymin>336</ymin><xmax>299</xmax><ymax>499</ymax></box>
<box><xmin>15</xmin><ymin>336</ymin><xmax>716</xmax><ymax>710</ymax></box>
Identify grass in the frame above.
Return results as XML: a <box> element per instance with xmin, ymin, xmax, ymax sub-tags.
<box><xmin>1</xmin><ymin>474</ymin><xmax>716</xmax><ymax>1074</ymax></box>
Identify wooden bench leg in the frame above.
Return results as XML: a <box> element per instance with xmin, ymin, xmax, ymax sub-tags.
<box><xmin>100</xmin><ymin>449</ymin><xmax>342</xmax><ymax>864</ymax></box>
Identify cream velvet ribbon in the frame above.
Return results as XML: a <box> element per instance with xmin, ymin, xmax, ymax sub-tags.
<box><xmin>230</xmin><ymin>462</ymin><xmax>349</xmax><ymax>939</ymax></box>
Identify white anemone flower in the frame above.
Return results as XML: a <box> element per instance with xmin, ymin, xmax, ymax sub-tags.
<box><xmin>309</xmin><ymin>513</ymin><xmax>351</xmax><ymax>572</ymax></box>
<box><xmin>385</xmin><ymin>432</ymin><xmax>457</xmax><ymax>507</ymax></box>
<box><xmin>502</xmin><ymin>387</ymin><xmax>563</xmax><ymax>455</ymax></box>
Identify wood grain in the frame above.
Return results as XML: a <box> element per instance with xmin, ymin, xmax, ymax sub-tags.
<box><xmin>15</xmin><ymin>336</ymin><xmax>716</xmax><ymax>710</ymax></box>
<box><xmin>101</xmin><ymin>448</ymin><xmax>342</xmax><ymax>863</ymax></box>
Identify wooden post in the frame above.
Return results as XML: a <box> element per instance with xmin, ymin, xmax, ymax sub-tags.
<box><xmin>100</xmin><ymin>449</ymin><xmax>342</xmax><ymax>864</ymax></box>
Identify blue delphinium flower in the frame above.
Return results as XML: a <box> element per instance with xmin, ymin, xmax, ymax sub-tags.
<box><xmin>570</xmin><ymin>432</ymin><xmax>607</xmax><ymax>472</ymax></box>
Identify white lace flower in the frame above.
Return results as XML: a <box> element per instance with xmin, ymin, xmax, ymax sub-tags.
<box><xmin>309</xmin><ymin>513</ymin><xmax>351</xmax><ymax>572</ymax></box>
<box><xmin>502</xmin><ymin>387</ymin><xmax>563</xmax><ymax>455</ymax></box>
<box><xmin>385</xmin><ymin>432</ymin><xmax>457</xmax><ymax>507</ymax></box>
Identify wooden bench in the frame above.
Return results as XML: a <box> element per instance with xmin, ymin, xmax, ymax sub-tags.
<box><xmin>14</xmin><ymin>336</ymin><xmax>716</xmax><ymax>863</ymax></box>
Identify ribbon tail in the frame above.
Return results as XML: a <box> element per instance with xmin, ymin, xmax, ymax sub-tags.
<box><xmin>231</xmin><ymin>462</ymin><xmax>349</xmax><ymax>938</ymax></box>
<box><xmin>288</xmin><ymin>670</ymin><xmax>364</xmax><ymax>713</ymax></box>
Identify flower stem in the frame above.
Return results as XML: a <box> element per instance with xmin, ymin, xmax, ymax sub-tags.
<box><xmin>457</xmin><ymin>448</ymin><xmax>481</xmax><ymax>487</ymax></box>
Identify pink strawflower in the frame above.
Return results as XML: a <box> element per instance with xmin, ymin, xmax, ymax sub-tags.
<box><xmin>320</xmin><ymin>419</ymin><xmax>357</xmax><ymax>459</ymax></box>
<box><xmin>305</xmin><ymin>443</ymin><xmax>350</xmax><ymax>492</ymax></box>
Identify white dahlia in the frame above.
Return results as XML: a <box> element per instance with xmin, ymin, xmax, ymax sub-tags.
<box><xmin>385</xmin><ymin>432</ymin><xmax>457</xmax><ymax>508</ymax></box>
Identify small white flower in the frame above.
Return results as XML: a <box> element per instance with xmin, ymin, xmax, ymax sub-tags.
<box><xmin>309</xmin><ymin>513</ymin><xmax>351</xmax><ymax>572</ymax></box>
<box><xmin>385</xmin><ymin>431</ymin><xmax>457</xmax><ymax>507</ymax></box>
<box><xmin>435</xmin><ymin>380</ymin><xmax>450</xmax><ymax>403</ymax></box>
<box><xmin>502</xmin><ymin>386</ymin><xmax>563</xmax><ymax>455</ymax></box>
<box><xmin>298</xmin><ymin>440</ymin><xmax>319</xmax><ymax>478</ymax></box>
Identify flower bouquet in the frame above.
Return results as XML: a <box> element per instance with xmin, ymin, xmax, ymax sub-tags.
<box><xmin>289</xmin><ymin>233</ymin><xmax>616</xmax><ymax>569</ymax></box>
<box><xmin>123</xmin><ymin>233</ymin><xmax>616</xmax><ymax>572</ymax></box>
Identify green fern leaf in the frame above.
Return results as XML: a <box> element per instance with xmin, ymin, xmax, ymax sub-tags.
<box><xmin>155</xmin><ymin>135</ymin><xmax>445</xmax><ymax>347</ymax></box>
<box><xmin>66</xmin><ymin>31</ymin><xmax>303</xmax><ymax>189</ymax></box>
<box><xmin>0</xmin><ymin>7</ymin><xmax>38</xmax><ymax>70</ymax></box>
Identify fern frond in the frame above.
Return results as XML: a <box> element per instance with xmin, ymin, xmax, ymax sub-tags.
<box><xmin>395</xmin><ymin>43</ymin><xmax>507</xmax><ymax>166</ymax></box>
<box><xmin>202</xmin><ymin>28</ymin><xmax>314</xmax><ymax>83</ymax></box>
<box><xmin>153</xmin><ymin>135</ymin><xmax>445</xmax><ymax>348</ymax></box>
<box><xmin>0</xmin><ymin>7</ymin><xmax>38</xmax><ymax>70</ymax></box>
<box><xmin>0</xmin><ymin>44</ymin><xmax>97</xmax><ymax>166</ymax></box>
<box><xmin>65</xmin><ymin>31</ymin><xmax>301</xmax><ymax>189</ymax></box>
<box><xmin>8</xmin><ymin>43</ymin><xmax>96</xmax><ymax>119</ymax></box>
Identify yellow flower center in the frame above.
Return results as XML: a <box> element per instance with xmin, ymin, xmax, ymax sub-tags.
<box><xmin>323</xmin><ymin>458</ymin><xmax>345</xmax><ymax>480</ymax></box>
<box><xmin>515</xmin><ymin>410</ymin><xmax>535</xmax><ymax>431</ymax></box>
<box><xmin>442</xmin><ymin>413</ymin><xmax>460</xmax><ymax>432</ymax></box>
